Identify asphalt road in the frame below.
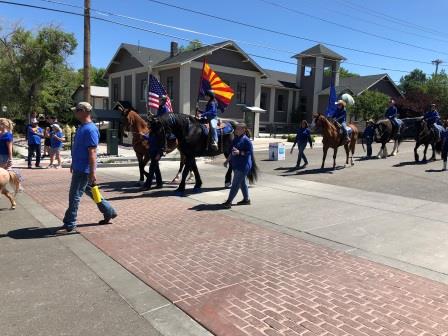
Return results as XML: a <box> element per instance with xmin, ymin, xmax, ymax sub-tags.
<box><xmin>212</xmin><ymin>141</ymin><xmax>448</xmax><ymax>204</ymax></box>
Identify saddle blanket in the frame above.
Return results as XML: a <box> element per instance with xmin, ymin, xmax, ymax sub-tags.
<box><xmin>200</xmin><ymin>121</ymin><xmax>234</xmax><ymax>137</ymax></box>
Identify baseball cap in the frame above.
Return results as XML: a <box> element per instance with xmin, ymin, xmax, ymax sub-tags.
<box><xmin>72</xmin><ymin>102</ymin><xmax>92</xmax><ymax>112</ymax></box>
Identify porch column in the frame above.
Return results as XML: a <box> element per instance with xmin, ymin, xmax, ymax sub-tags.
<box><xmin>108</xmin><ymin>76</ymin><xmax>112</xmax><ymax>109</ymax></box>
<box><xmin>269</xmin><ymin>87</ymin><xmax>275</xmax><ymax>123</ymax></box>
<box><xmin>179</xmin><ymin>63</ymin><xmax>191</xmax><ymax>114</ymax></box>
<box><xmin>120</xmin><ymin>76</ymin><xmax>125</xmax><ymax>101</ymax></box>
<box><xmin>131</xmin><ymin>72</ymin><xmax>136</xmax><ymax>107</ymax></box>
<box><xmin>253</xmin><ymin>75</ymin><xmax>262</xmax><ymax>138</ymax></box>
<box><xmin>312</xmin><ymin>56</ymin><xmax>324</xmax><ymax>114</ymax></box>
<box><xmin>296</xmin><ymin>58</ymin><xmax>303</xmax><ymax>88</ymax></box>
<box><xmin>287</xmin><ymin>90</ymin><xmax>294</xmax><ymax>124</ymax></box>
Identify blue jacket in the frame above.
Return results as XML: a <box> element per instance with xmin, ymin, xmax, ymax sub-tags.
<box><xmin>230</xmin><ymin>135</ymin><xmax>253</xmax><ymax>172</ymax></box>
<box><xmin>385</xmin><ymin>106</ymin><xmax>398</xmax><ymax>119</ymax></box>
<box><xmin>294</xmin><ymin>127</ymin><xmax>312</xmax><ymax>146</ymax></box>
<box><xmin>200</xmin><ymin>100</ymin><xmax>218</xmax><ymax>120</ymax></box>
<box><xmin>143</xmin><ymin>133</ymin><xmax>164</xmax><ymax>158</ymax></box>
<box><xmin>157</xmin><ymin>104</ymin><xmax>169</xmax><ymax>117</ymax></box>
<box><xmin>424</xmin><ymin>110</ymin><xmax>440</xmax><ymax>125</ymax></box>
<box><xmin>363</xmin><ymin>125</ymin><xmax>375</xmax><ymax>139</ymax></box>
<box><xmin>27</xmin><ymin>126</ymin><xmax>43</xmax><ymax>145</ymax></box>
<box><xmin>333</xmin><ymin>108</ymin><xmax>347</xmax><ymax>124</ymax></box>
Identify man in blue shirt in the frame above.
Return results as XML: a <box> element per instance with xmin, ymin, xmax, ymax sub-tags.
<box><xmin>385</xmin><ymin>99</ymin><xmax>402</xmax><ymax>136</ymax></box>
<box><xmin>363</xmin><ymin>119</ymin><xmax>375</xmax><ymax>158</ymax></box>
<box><xmin>60</xmin><ymin>102</ymin><xmax>117</xmax><ymax>233</ymax></box>
<box><xmin>157</xmin><ymin>96</ymin><xmax>170</xmax><ymax>117</ymax></box>
<box><xmin>333</xmin><ymin>100</ymin><xmax>350</xmax><ymax>143</ymax></box>
<box><xmin>141</xmin><ymin>129</ymin><xmax>165</xmax><ymax>191</ymax></box>
<box><xmin>197</xmin><ymin>90</ymin><xmax>219</xmax><ymax>151</ymax></box>
<box><xmin>424</xmin><ymin>103</ymin><xmax>444</xmax><ymax>137</ymax></box>
<box><xmin>27</xmin><ymin>118</ymin><xmax>44</xmax><ymax>168</ymax></box>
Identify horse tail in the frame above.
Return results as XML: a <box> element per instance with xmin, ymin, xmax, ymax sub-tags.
<box><xmin>436</xmin><ymin>139</ymin><xmax>442</xmax><ymax>154</ymax></box>
<box><xmin>248</xmin><ymin>155</ymin><xmax>258</xmax><ymax>184</ymax></box>
<box><xmin>8</xmin><ymin>171</ymin><xmax>20</xmax><ymax>195</ymax></box>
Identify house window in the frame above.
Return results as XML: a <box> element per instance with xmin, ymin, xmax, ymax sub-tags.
<box><xmin>113</xmin><ymin>84</ymin><xmax>119</xmax><ymax>102</ymax></box>
<box><xmin>304</xmin><ymin>66</ymin><xmax>312</xmax><ymax>77</ymax></box>
<box><xmin>140</xmin><ymin>79</ymin><xmax>147</xmax><ymax>101</ymax></box>
<box><xmin>260</xmin><ymin>92</ymin><xmax>267</xmax><ymax>110</ymax></box>
<box><xmin>324</xmin><ymin>65</ymin><xmax>332</xmax><ymax>77</ymax></box>
<box><xmin>166</xmin><ymin>76</ymin><xmax>174</xmax><ymax>99</ymax></box>
<box><xmin>277</xmin><ymin>94</ymin><xmax>285</xmax><ymax>111</ymax></box>
<box><xmin>237</xmin><ymin>82</ymin><xmax>247</xmax><ymax>104</ymax></box>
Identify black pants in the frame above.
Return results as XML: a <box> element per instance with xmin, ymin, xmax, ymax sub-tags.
<box><xmin>145</xmin><ymin>158</ymin><xmax>162</xmax><ymax>188</ymax></box>
<box><xmin>28</xmin><ymin>144</ymin><xmax>41</xmax><ymax>167</ymax></box>
<box><xmin>365</xmin><ymin>138</ymin><xmax>373</xmax><ymax>157</ymax></box>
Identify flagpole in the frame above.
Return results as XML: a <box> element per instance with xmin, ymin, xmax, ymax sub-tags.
<box><xmin>146</xmin><ymin>56</ymin><xmax>153</xmax><ymax>116</ymax></box>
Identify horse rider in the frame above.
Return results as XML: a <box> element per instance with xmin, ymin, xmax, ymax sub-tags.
<box><xmin>196</xmin><ymin>90</ymin><xmax>219</xmax><ymax>151</ymax></box>
<box><xmin>424</xmin><ymin>103</ymin><xmax>444</xmax><ymax>137</ymax></box>
<box><xmin>157</xmin><ymin>96</ymin><xmax>170</xmax><ymax>117</ymax></box>
<box><xmin>333</xmin><ymin>100</ymin><xmax>350</xmax><ymax>143</ymax></box>
<box><xmin>385</xmin><ymin>98</ymin><xmax>402</xmax><ymax>136</ymax></box>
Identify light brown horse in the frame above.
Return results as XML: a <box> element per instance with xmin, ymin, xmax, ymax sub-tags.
<box><xmin>312</xmin><ymin>114</ymin><xmax>359</xmax><ymax>169</ymax></box>
<box><xmin>0</xmin><ymin>168</ymin><xmax>20</xmax><ymax>209</ymax></box>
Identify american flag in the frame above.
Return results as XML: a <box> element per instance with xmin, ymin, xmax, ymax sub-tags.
<box><xmin>147</xmin><ymin>74</ymin><xmax>173</xmax><ymax>112</ymax></box>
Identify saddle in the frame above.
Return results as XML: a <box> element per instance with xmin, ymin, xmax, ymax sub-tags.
<box><xmin>199</xmin><ymin>120</ymin><xmax>234</xmax><ymax>137</ymax></box>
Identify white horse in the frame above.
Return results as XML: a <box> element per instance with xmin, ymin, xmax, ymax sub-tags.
<box><xmin>0</xmin><ymin>168</ymin><xmax>20</xmax><ymax>209</ymax></box>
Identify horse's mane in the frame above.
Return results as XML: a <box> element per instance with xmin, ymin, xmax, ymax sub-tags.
<box><xmin>317</xmin><ymin>114</ymin><xmax>337</xmax><ymax>131</ymax></box>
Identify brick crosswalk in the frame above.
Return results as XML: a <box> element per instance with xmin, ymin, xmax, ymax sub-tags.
<box><xmin>20</xmin><ymin>169</ymin><xmax>448</xmax><ymax>336</ymax></box>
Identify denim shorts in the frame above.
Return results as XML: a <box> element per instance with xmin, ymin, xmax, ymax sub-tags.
<box><xmin>49</xmin><ymin>147</ymin><xmax>61</xmax><ymax>155</ymax></box>
<box><xmin>0</xmin><ymin>154</ymin><xmax>9</xmax><ymax>165</ymax></box>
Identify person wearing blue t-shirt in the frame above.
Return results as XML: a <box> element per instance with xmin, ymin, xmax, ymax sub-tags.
<box><xmin>0</xmin><ymin>118</ymin><xmax>14</xmax><ymax>169</ymax></box>
<box><xmin>27</xmin><ymin>119</ymin><xmax>44</xmax><ymax>168</ymax></box>
<box><xmin>141</xmin><ymin>129</ymin><xmax>165</xmax><ymax>191</ymax></box>
<box><xmin>197</xmin><ymin>90</ymin><xmax>219</xmax><ymax>151</ymax></box>
<box><xmin>424</xmin><ymin>104</ymin><xmax>444</xmax><ymax>138</ymax></box>
<box><xmin>385</xmin><ymin>99</ymin><xmax>402</xmax><ymax>136</ymax></box>
<box><xmin>290</xmin><ymin>120</ymin><xmax>313</xmax><ymax>169</ymax></box>
<box><xmin>363</xmin><ymin>120</ymin><xmax>376</xmax><ymax>158</ymax></box>
<box><xmin>48</xmin><ymin>124</ymin><xmax>65</xmax><ymax>169</ymax></box>
<box><xmin>59</xmin><ymin>102</ymin><xmax>117</xmax><ymax>233</ymax></box>
<box><xmin>157</xmin><ymin>96</ymin><xmax>170</xmax><ymax>117</ymax></box>
<box><xmin>222</xmin><ymin>123</ymin><xmax>254</xmax><ymax>209</ymax></box>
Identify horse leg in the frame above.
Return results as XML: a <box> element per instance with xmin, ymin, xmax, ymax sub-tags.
<box><xmin>192</xmin><ymin>158</ymin><xmax>203</xmax><ymax>192</ymax></box>
<box><xmin>172</xmin><ymin>159</ymin><xmax>184</xmax><ymax>183</ymax></box>
<box><xmin>431</xmin><ymin>143</ymin><xmax>436</xmax><ymax>161</ymax></box>
<box><xmin>414</xmin><ymin>143</ymin><xmax>420</xmax><ymax>162</ymax></box>
<box><xmin>423</xmin><ymin>144</ymin><xmax>428</xmax><ymax>162</ymax></box>
<box><xmin>391</xmin><ymin>140</ymin><xmax>399</xmax><ymax>156</ymax></box>
<box><xmin>176</xmin><ymin>158</ymin><xmax>192</xmax><ymax>194</ymax></box>
<box><xmin>383</xmin><ymin>144</ymin><xmax>389</xmax><ymax>158</ymax></box>
<box><xmin>333</xmin><ymin>147</ymin><xmax>338</xmax><ymax>170</ymax></box>
<box><xmin>377</xmin><ymin>144</ymin><xmax>385</xmax><ymax>159</ymax></box>
<box><xmin>344</xmin><ymin>144</ymin><xmax>349</xmax><ymax>166</ymax></box>
<box><xmin>2</xmin><ymin>188</ymin><xmax>15</xmax><ymax>210</ymax></box>
<box><xmin>136</xmin><ymin>153</ymin><xmax>145</xmax><ymax>184</ymax></box>
<box><xmin>224</xmin><ymin>154</ymin><xmax>232</xmax><ymax>187</ymax></box>
<box><xmin>321</xmin><ymin>146</ymin><xmax>328</xmax><ymax>169</ymax></box>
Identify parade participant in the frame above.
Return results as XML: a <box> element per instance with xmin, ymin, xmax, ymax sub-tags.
<box><xmin>424</xmin><ymin>104</ymin><xmax>444</xmax><ymax>137</ymax></box>
<box><xmin>27</xmin><ymin>118</ymin><xmax>44</xmax><ymax>169</ymax></box>
<box><xmin>48</xmin><ymin>124</ymin><xmax>65</xmax><ymax>169</ymax></box>
<box><xmin>333</xmin><ymin>100</ymin><xmax>350</xmax><ymax>143</ymax></box>
<box><xmin>60</xmin><ymin>102</ymin><xmax>117</xmax><ymax>233</ymax></box>
<box><xmin>290</xmin><ymin>120</ymin><xmax>313</xmax><ymax>169</ymax></box>
<box><xmin>157</xmin><ymin>96</ymin><xmax>170</xmax><ymax>117</ymax></box>
<box><xmin>42</xmin><ymin>115</ymin><xmax>53</xmax><ymax>158</ymax></box>
<box><xmin>363</xmin><ymin>119</ymin><xmax>375</xmax><ymax>159</ymax></box>
<box><xmin>222</xmin><ymin>123</ymin><xmax>253</xmax><ymax>209</ymax></box>
<box><xmin>385</xmin><ymin>99</ymin><xmax>401</xmax><ymax>135</ymax></box>
<box><xmin>442</xmin><ymin>121</ymin><xmax>448</xmax><ymax>171</ymax></box>
<box><xmin>141</xmin><ymin>129</ymin><xmax>165</xmax><ymax>191</ymax></box>
<box><xmin>197</xmin><ymin>90</ymin><xmax>219</xmax><ymax>151</ymax></box>
<box><xmin>0</xmin><ymin>118</ymin><xmax>14</xmax><ymax>169</ymax></box>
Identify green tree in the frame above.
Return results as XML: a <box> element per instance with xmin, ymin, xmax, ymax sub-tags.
<box><xmin>399</xmin><ymin>69</ymin><xmax>427</xmax><ymax>94</ymax></box>
<box><xmin>351</xmin><ymin>90</ymin><xmax>389</xmax><ymax>120</ymax></box>
<box><xmin>339</xmin><ymin>67</ymin><xmax>359</xmax><ymax>78</ymax></box>
<box><xmin>76</xmin><ymin>66</ymin><xmax>108</xmax><ymax>87</ymax></box>
<box><xmin>179</xmin><ymin>39</ymin><xmax>203</xmax><ymax>52</ymax></box>
<box><xmin>0</xmin><ymin>24</ymin><xmax>77</xmax><ymax>120</ymax></box>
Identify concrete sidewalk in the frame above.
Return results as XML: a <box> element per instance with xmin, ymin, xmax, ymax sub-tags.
<box><xmin>0</xmin><ymin>194</ymin><xmax>210</xmax><ymax>336</ymax></box>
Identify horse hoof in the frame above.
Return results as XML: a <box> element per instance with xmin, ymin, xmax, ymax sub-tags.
<box><xmin>10</xmin><ymin>206</ymin><xmax>16</xmax><ymax>210</ymax></box>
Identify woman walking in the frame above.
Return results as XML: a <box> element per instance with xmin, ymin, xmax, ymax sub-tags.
<box><xmin>48</xmin><ymin>124</ymin><xmax>65</xmax><ymax>168</ymax></box>
<box><xmin>223</xmin><ymin>123</ymin><xmax>255</xmax><ymax>209</ymax></box>
<box><xmin>290</xmin><ymin>120</ymin><xmax>313</xmax><ymax>169</ymax></box>
<box><xmin>0</xmin><ymin>118</ymin><xmax>14</xmax><ymax>169</ymax></box>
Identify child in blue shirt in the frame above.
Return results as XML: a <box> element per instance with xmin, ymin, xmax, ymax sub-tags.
<box><xmin>363</xmin><ymin>120</ymin><xmax>375</xmax><ymax>159</ymax></box>
<box><xmin>48</xmin><ymin>124</ymin><xmax>65</xmax><ymax>168</ymax></box>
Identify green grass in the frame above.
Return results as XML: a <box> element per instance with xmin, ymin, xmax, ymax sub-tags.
<box><xmin>12</xmin><ymin>148</ymin><xmax>22</xmax><ymax>158</ymax></box>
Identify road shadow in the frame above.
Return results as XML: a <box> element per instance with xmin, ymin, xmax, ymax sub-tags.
<box><xmin>147</xmin><ymin>186</ymin><xmax>225</xmax><ymax>198</ymax></box>
<box><xmin>281</xmin><ymin>166</ymin><xmax>344</xmax><ymax>176</ymax></box>
<box><xmin>393</xmin><ymin>161</ymin><xmax>424</xmax><ymax>167</ymax></box>
<box><xmin>274</xmin><ymin>166</ymin><xmax>298</xmax><ymax>173</ymax></box>
<box><xmin>189</xmin><ymin>203</ymin><xmax>227</xmax><ymax>211</ymax></box>
<box><xmin>98</xmin><ymin>180</ymin><xmax>151</xmax><ymax>194</ymax></box>
<box><xmin>426</xmin><ymin>169</ymin><xmax>446</xmax><ymax>173</ymax></box>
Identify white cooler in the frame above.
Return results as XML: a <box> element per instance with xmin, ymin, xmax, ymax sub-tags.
<box><xmin>269</xmin><ymin>143</ymin><xmax>286</xmax><ymax>161</ymax></box>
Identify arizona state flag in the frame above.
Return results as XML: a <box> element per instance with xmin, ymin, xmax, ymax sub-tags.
<box><xmin>199</xmin><ymin>61</ymin><xmax>234</xmax><ymax>112</ymax></box>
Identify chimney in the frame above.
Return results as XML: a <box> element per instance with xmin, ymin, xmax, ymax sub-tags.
<box><xmin>170</xmin><ymin>41</ymin><xmax>179</xmax><ymax>57</ymax></box>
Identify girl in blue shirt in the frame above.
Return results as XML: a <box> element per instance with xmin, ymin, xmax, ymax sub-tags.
<box><xmin>223</xmin><ymin>123</ymin><xmax>253</xmax><ymax>209</ymax></box>
<box><xmin>48</xmin><ymin>124</ymin><xmax>65</xmax><ymax>169</ymax></box>
<box><xmin>0</xmin><ymin>118</ymin><xmax>14</xmax><ymax>169</ymax></box>
<box><xmin>290</xmin><ymin>120</ymin><xmax>313</xmax><ymax>169</ymax></box>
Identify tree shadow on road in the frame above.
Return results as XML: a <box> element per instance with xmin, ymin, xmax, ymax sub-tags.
<box><xmin>98</xmin><ymin>180</ymin><xmax>147</xmax><ymax>194</ymax></box>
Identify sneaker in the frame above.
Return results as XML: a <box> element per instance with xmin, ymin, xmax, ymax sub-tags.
<box><xmin>55</xmin><ymin>165</ymin><xmax>61</xmax><ymax>169</ymax></box>
<box><xmin>224</xmin><ymin>182</ymin><xmax>232</xmax><ymax>188</ymax></box>
<box><xmin>237</xmin><ymin>199</ymin><xmax>251</xmax><ymax>206</ymax></box>
<box><xmin>99</xmin><ymin>211</ymin><xmax>117</xmax><ymax>225</ymax></box>
<box><xmin>47</xmin><ymin>164</ymin><xmax>54</xmax><ymax>169</ymax></box>
<box><xmin>211</xmin><ymin>142</ymin><xmax>219</xmax><ymax>151</ymax></box>
<box><xmin>28</xmin><ymin>166</ymin><xmax>32</xmax><ymax>169</ymax></box>
<box><xmin>222</xmin><ymin>201</ymin><xmax>232</xmax><ymax>209</ymax></box>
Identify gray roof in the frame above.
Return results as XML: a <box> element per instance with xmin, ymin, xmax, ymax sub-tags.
<box><xmin>261</xmin><ymin>69</ymin><xmax>299</xmax><ymax>89</ymax></box>
<box><xmin>318</xmin><ymin>74</ymin><xmax>401</xmax><ymax>96</ymax></box>
<box><xmin>121</xmin><ymin>43</ymin><xmax>170</xmax><ymax>67</ymax></box>
<box><xmin>293</xmin><ymin>44</ymin><xmax>346</xmax><ymax>60</ymax></box>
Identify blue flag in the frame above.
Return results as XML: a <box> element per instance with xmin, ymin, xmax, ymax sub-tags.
<box><xmin>325</xmin><ymin>81</ymin><xmax>337</xmax><ymax>118</ymax></box>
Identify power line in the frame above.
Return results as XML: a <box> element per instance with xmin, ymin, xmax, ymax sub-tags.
<box><xmin>144</xmin><ymin>0</ymin><xmax>439</xmax><ymax>66</ymax></box>
<box><xmin>257</xmin><ymin>0</ymin><xmax>448</xmax><ymax>55</ymax></box>
<box><xmin>3</xmin><ymin>0</ymin><xmax>448</xmax><ymax>89</ymax></box>
<box><xmin>36</xmin><ymin>0</ymin><xmax>426</xmax><ymax>75</ymax></box>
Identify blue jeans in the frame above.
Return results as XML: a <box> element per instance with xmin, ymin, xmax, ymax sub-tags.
<box><xmin>63</xmin><ymin>171</ymin><xmax>116</xmax><ymax>229</ymax></box>
<box><xmin>297</xmin><ymin>142</ymin><xmax>308</xmax><ymax>167</ymax></box>
<box><xmin>227</xmin><ymin>169</ymin><xmax>249</xmax><ymax>203</ymax></box>
<box><xmin>210</xmin><ymin>118</ymin><xmax>218</xmax><ymax>144</ymax></box>
<box><xmin>365</xmin><ymin>137</ymin><xmax>373</xmax><ymax>157</ymax></box>
<box><xmin>28</xmin><ymin>143</ymin><xmax>41</xmax><ymax>167</ymax></box>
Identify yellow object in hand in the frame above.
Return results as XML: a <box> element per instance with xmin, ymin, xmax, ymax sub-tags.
<box><xmin>91</xmin><ymin>184</ymin><xmax>102</xmax><ymax>204</ymax></box>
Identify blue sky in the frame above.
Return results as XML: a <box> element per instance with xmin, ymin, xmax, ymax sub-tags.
<box><xmin>1</xmin><ymin>0</ymin><xmax>448</xmax><ymax>82</ymax></box>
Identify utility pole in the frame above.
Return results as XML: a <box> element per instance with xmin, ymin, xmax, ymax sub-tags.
<box><xmin>432</xmin><ymin>59</ymin><xmax>443</xmax><ymax>75</ymax></box>
<box><xmin>83</xmin><ymin>0</ymin><xmax>91</xmax><ymax>102</ymax></box>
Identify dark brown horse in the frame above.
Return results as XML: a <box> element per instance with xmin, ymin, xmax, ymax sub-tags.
<box><xmin>374</xmin><ymin>119</ymin><xmax>402</xmax><ymax>158</ymax></box>
<box><xmin>312</xmin><ymin>114</ymin><xmax>359</xmax><ymax>169</ymax></box>
<box><xmin>414</xmin><ymin>118</ymin><xmax>442</xmax><ymax>162</ymax></box>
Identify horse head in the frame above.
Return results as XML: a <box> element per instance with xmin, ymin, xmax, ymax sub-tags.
<box><xmin>311</xmin><ymin>113</ymin><xmax>328</xmax><ymax>131</ymax></box>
